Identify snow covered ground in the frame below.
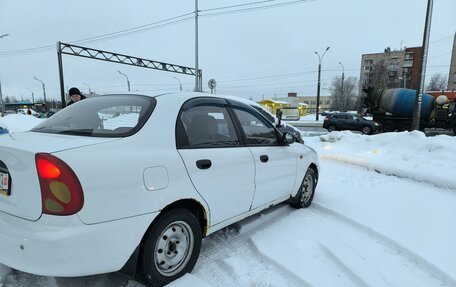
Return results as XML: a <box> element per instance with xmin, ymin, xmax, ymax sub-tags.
<box><xmin>0</xmin><ymin>114</ymin><xmax>455</xmax><ymax>287</ymax></box>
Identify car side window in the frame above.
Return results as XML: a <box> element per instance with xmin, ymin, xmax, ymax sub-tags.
<box><xmin>232</xmin><ymin>108</ymin><xmax>278</xmax><ymax>146</ymax></box>
<box><xmin>178</xmin><ymin>105</ymin><xmax>239</xmax><ymax>148</ymax></box>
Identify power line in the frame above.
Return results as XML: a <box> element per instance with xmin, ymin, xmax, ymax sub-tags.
<box><xmin>200</xmin><ymin>0</ymin><xmax>315</xmax><ymax>18</ymax></box>
<box><xmin>0</xmin><ymin>12</ymin><xmax>194</xmax><ymax>56</ymax></box>
<box><xmin>201</xmin><ymin>0</ymin><xmax>276</xmax><ymax>12</ymax></box>
<box><xmin>0</xmin><ymin>0</ymin><xmax>316</xmax><ymax>56</ymax></box>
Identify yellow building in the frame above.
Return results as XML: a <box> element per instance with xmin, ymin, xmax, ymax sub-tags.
<box><xmin>258</xmin><ymin>99</ymin><xmax>309</xmax><ymax>117</ymax></box>
<box><xmin>257</xmin><ymin>99</ymin><xmax>290</xmax><ymax>116</ymax></box>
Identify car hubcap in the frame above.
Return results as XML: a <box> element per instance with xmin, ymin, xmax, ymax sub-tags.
<box><xmin>301</xmin><ymin>173</ymin><xmax>314</xmax><ymax>204</ymax></box>
<box><xmin>363</xmin><ymin>127</ymin><xmax>370</xmax><ymax>134</ymax></box>
<box><xmin>154</xmin><ymin>221</ymin><xmax>194</xmax><ymax>277</ymax></box>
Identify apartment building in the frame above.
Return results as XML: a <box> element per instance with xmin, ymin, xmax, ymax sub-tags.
<box><xmin>359</xmin><ymin>47</ymin><xmax>423</xmax><ymax>96</ymax></box>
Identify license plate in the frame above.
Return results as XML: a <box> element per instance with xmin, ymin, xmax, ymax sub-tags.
<box><xmin>0</xmin><ymin>172</ymin><xmax>10</xmax><ymax>196</ymax></box>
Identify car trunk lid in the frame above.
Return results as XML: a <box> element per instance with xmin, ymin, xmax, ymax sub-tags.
<box><xmin>0</xmin><ymin>131</ymin><xmax>118</xmax><ymax>221</ymax></box>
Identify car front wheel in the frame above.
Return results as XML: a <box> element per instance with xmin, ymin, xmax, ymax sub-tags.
<box><xmin>140</xmin><ymin>208</ymin><xmax>202</xmax><ymax>287</ymax></box>
<box><xmin>290</xmin><ymin>167</ymin><xmax>317</xmax><ymax>208</ymax></box>
<box><xmin>361</xmin><ymin>125</ymin><xmax>372</xmax><ymax>135</ymax></box>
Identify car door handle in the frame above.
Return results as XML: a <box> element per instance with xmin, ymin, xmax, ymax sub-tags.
<box><xmin>260</xmin><ymin>155</ymin><xmax>269</xmax><ymax>163</ymax></box>
<box><xmin>196</xmin><ymin>159</ymin><xmax>212</xmax><ymax>170</ymax></box>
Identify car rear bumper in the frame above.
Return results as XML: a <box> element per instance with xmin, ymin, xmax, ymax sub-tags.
<box><xmin>0</xmin><ymin>211</ymin><xmax>158</xmax><ymax>276</ymax></box>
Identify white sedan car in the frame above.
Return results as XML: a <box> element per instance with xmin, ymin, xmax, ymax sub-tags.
<box><xmin>0</xmin><ymin>92</ymin><xmax>319</xmax><ymax>286</ymax></box>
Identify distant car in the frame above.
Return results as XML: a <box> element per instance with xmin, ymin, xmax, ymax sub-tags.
<box><xmin>17</xmin><ymin>108</ymin><xmax>39</xmax><ymax>117</ymax></box>
<box><xmin>0</xmin><ymin>92</ymin><xmax>319</xmax><ymax>286</ymax></box>
<box><xmin>323</xmin><ymin>112</ymin><xmax>380</xmax><ymax>135</ymax></box>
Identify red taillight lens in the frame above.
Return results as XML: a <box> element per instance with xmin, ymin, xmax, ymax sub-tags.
<box><xmin>35</xmin><ymin>153</ymin><xmax>84</xmax><ymax>216</ymax></box>
<box><xmin>324</xmin><ymin>117</ymin><xmax>329</xmax><ymax>121</ymax></box>
<box><xmin>37</xmin><ymin>158</ymin><xmax>61</xmax><ymax>178</ymax></box>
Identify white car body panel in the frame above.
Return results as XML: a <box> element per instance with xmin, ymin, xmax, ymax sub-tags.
<box><xmin>0</xmin><ymin>211</ymin><xmax>158</xmax><ymax>276</ymax></box>
<box><xmin>178</xmin><ymin>147</ymin><xmax>255</xmax><ymax>225</ymax></box>
<box><xmin>0</xmin><ymin>92</ymin><xmax>319</xmax><ymax>278</ymax></box>
<box><xmin>249</xmin><ymin>145</ymin><xmax>298</xmax><ymax>209</ymax></box>
<box><xmin>0</xmin><ymin>133</ymin><xmax>117</xmax><ymax>220</ymax></box>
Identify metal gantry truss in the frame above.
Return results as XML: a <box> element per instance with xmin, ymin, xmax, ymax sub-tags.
<box><xmin>57</xmin><ymin>41</ymin><xmax>202</xmax><ymax>106</ymax></box>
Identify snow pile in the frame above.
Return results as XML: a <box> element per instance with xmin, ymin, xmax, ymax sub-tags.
<box><xmin>307</xmin><ymin>130</ymin><xmax>456</xmax><ymax>189</ymax></box>
<box><xmin>0</xmin><ymin>114</ymin><xmax>43</xmax><ymax>132</ymax></box>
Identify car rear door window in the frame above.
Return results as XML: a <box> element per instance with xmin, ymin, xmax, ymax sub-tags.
<box><xmin>232</xmin><ymin>108</ymin><xmax>278</xmax><ymax>146</ymax></box>
<box><xmin>31</xmin><ymin>95</ymin><xmax>155</xmax><ymax>137</ymax></box>
<box><xmin>178</xmin><ymin>105</ymin><xmax>239</xmax><ymax>148</ymax></box>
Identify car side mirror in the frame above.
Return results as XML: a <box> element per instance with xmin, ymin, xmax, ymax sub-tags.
<box><xmin>282</xmin><ymin>132</ymin><xmax>295</xmax><ymax>144</ymax></box>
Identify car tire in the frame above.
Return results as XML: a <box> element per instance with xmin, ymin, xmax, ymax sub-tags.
<box><xmin>361</xmin><ymin>125</ymin><xmax>372</xmax><ymax>135</ymax></box>
<box><xmin>382</xmin><ymin>120</ymin><xmax>396</xmax><ymax>132</ymax></box>
<box><xmin>290</xmin><ymin>167</ymin><xmax>317</xmax><ymax>209</ymax></box>
<box><xmin>327</xmin><ymin>125</ymin><xmax>336</xmax><ymax>132</ymax></box>
<box><xmin>139</xmin><ymin>208</ymin><xmax>202</xmax><ymax>287</ymax></box>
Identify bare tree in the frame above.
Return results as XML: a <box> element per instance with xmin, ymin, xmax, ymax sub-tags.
<box><xmin>330</xmin><ymin>76</ymin><xmax>358</xmax><ymax>111</ymax></box>
<box><xmin>426</xmin><ymin>73</ymin><xmax>447</xmax><ymax>91</ymax></box>
<box><xmin>368</xmin><ymin>60</ymin><xmax>389</xmax><ymax>90</ymax></box>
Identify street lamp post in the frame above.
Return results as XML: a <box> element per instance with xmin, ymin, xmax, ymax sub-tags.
<box><xmin>33</xmin><ymin>76</ymin><xmax>47</xmax><ymax>111</ymax></box>
<box><xmin>173</xmin><ymin>77</ymin><xmax>183</xmax><ymax>91</ymax></box>
<box><xmin>338</xmin><ymin>61</ymin><xmax>344</xmax><ymax>111</ymax></box>
<box><xmin>315</xmin><ymin>47</ymin><xmax>330</xmax><ymax>121</ymax></box>
<box><xmin>82</xmin><ymin>82</ymin><xmax>91</xmax><ymax>94</ymax></box>
<box><xmin>26</xmin><ymin>88</ymin><xmax>35</xmax><ymax>104</ymax></box>
<box><xmin>117</xmin><ymin>70</ymin><xmax>130</xmax><ymax>92</ymax></box>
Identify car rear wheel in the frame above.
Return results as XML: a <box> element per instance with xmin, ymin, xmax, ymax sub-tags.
<box><xmin>327</xmin><ymin>125</ymin><xmax>336</xmax><ymax>132</ymax></box>
<box><xmin>139</xmin><ymin>208</ymin><xmax>202</xmax><ymax>287</ymax></box>
<box><xmin>382</xmin><ymin>120</ymin><xmax>396</xmax><ymax>132</ymax></box>
<box><xmin>290</xmin><ymin>167</ymin><xmax>317</xmax><ymax>208</ymax></box>
<box><xmin>361</xmin><ymin>125</ymin><xmax>372</xmax><ymax>135</ymax></box>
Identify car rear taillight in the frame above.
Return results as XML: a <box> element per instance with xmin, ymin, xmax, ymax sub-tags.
<box><xmin>35</xmin><ymin>153</ymin><xmax>84</xmax><ymax>215</ymax></box>
<box><xmin>324</xmin><ymin>117</ymin><xmax>329</xmax><ymax>121</ymax></box>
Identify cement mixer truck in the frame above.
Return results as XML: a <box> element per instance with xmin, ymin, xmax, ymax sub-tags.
<box><xmin>363</xmin><ymin>87</ymin><xmax>456</xmax><ymax>135</ymax></box>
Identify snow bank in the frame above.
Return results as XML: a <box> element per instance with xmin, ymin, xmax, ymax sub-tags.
<box><xmin>307</xmin><ymin>130</ymin><xmax>456</xmax><ymax>190</ymax></box>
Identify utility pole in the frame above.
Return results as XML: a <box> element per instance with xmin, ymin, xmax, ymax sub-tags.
<box><xmin>412</xmin><ymin>0</ymin><xmax>433</xmax><ymax>130</ymax></box>
<box><xmin>339</xmin><ymin>61</ymin><xmax>344</xmax><ymax>111</ymax></box>
<box><xmin>315</xmin><ymin>47</ymin><xmax>330</xmax><ymax>121</ymax></box>
<box><xmin>195</xmin><ymin>0</ymin><xmax>200</xmax><ymax>92</ymax></box>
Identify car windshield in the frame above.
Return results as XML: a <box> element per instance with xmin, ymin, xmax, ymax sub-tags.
<box><xmin>353</xmin><ymin>115</ymin><xmax>367</xmax><ymax>120</ymax></box>
<box><xmin>31</xmin><ymin>95</ymin><xmax>156</xmax><ymax>137</ymax></box>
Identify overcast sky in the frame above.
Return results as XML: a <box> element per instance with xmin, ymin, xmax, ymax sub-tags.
<box><xmin>0</xmin><ymin>0</ymin><xmax>454</xmax><ymax>102</ymax></box>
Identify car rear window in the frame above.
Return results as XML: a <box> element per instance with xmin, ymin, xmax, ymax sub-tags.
<box><xmin>31</xmin><ymin>95</ymin><xmax>156</xmax><ymax>137</ymax></box>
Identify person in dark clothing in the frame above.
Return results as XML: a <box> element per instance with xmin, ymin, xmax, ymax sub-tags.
<box><xmin>67</xmin><ymin>87</ymin><xmax>86</xmax><ymax>106</ymax></box>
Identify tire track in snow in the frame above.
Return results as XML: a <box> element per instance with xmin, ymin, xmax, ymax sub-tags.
<box><xmin>192</xmin><ymin>204</ymin><xmax>303</xmax><ymax>286</ymax></box>
<box><xmin>311</xmin><ymin>203</ymin><xmax>456</xmax><ymax>286</ymax></box>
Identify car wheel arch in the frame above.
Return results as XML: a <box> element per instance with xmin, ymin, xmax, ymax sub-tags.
<box><xmin>159</xmin><ymin>199</ymin><xmax>208</xmax><ymax>237</ymax></box>
<box><xmin>120</xmin><ymin>199</ymin><xmax>208</xmax><ymax>280</ymax></box>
